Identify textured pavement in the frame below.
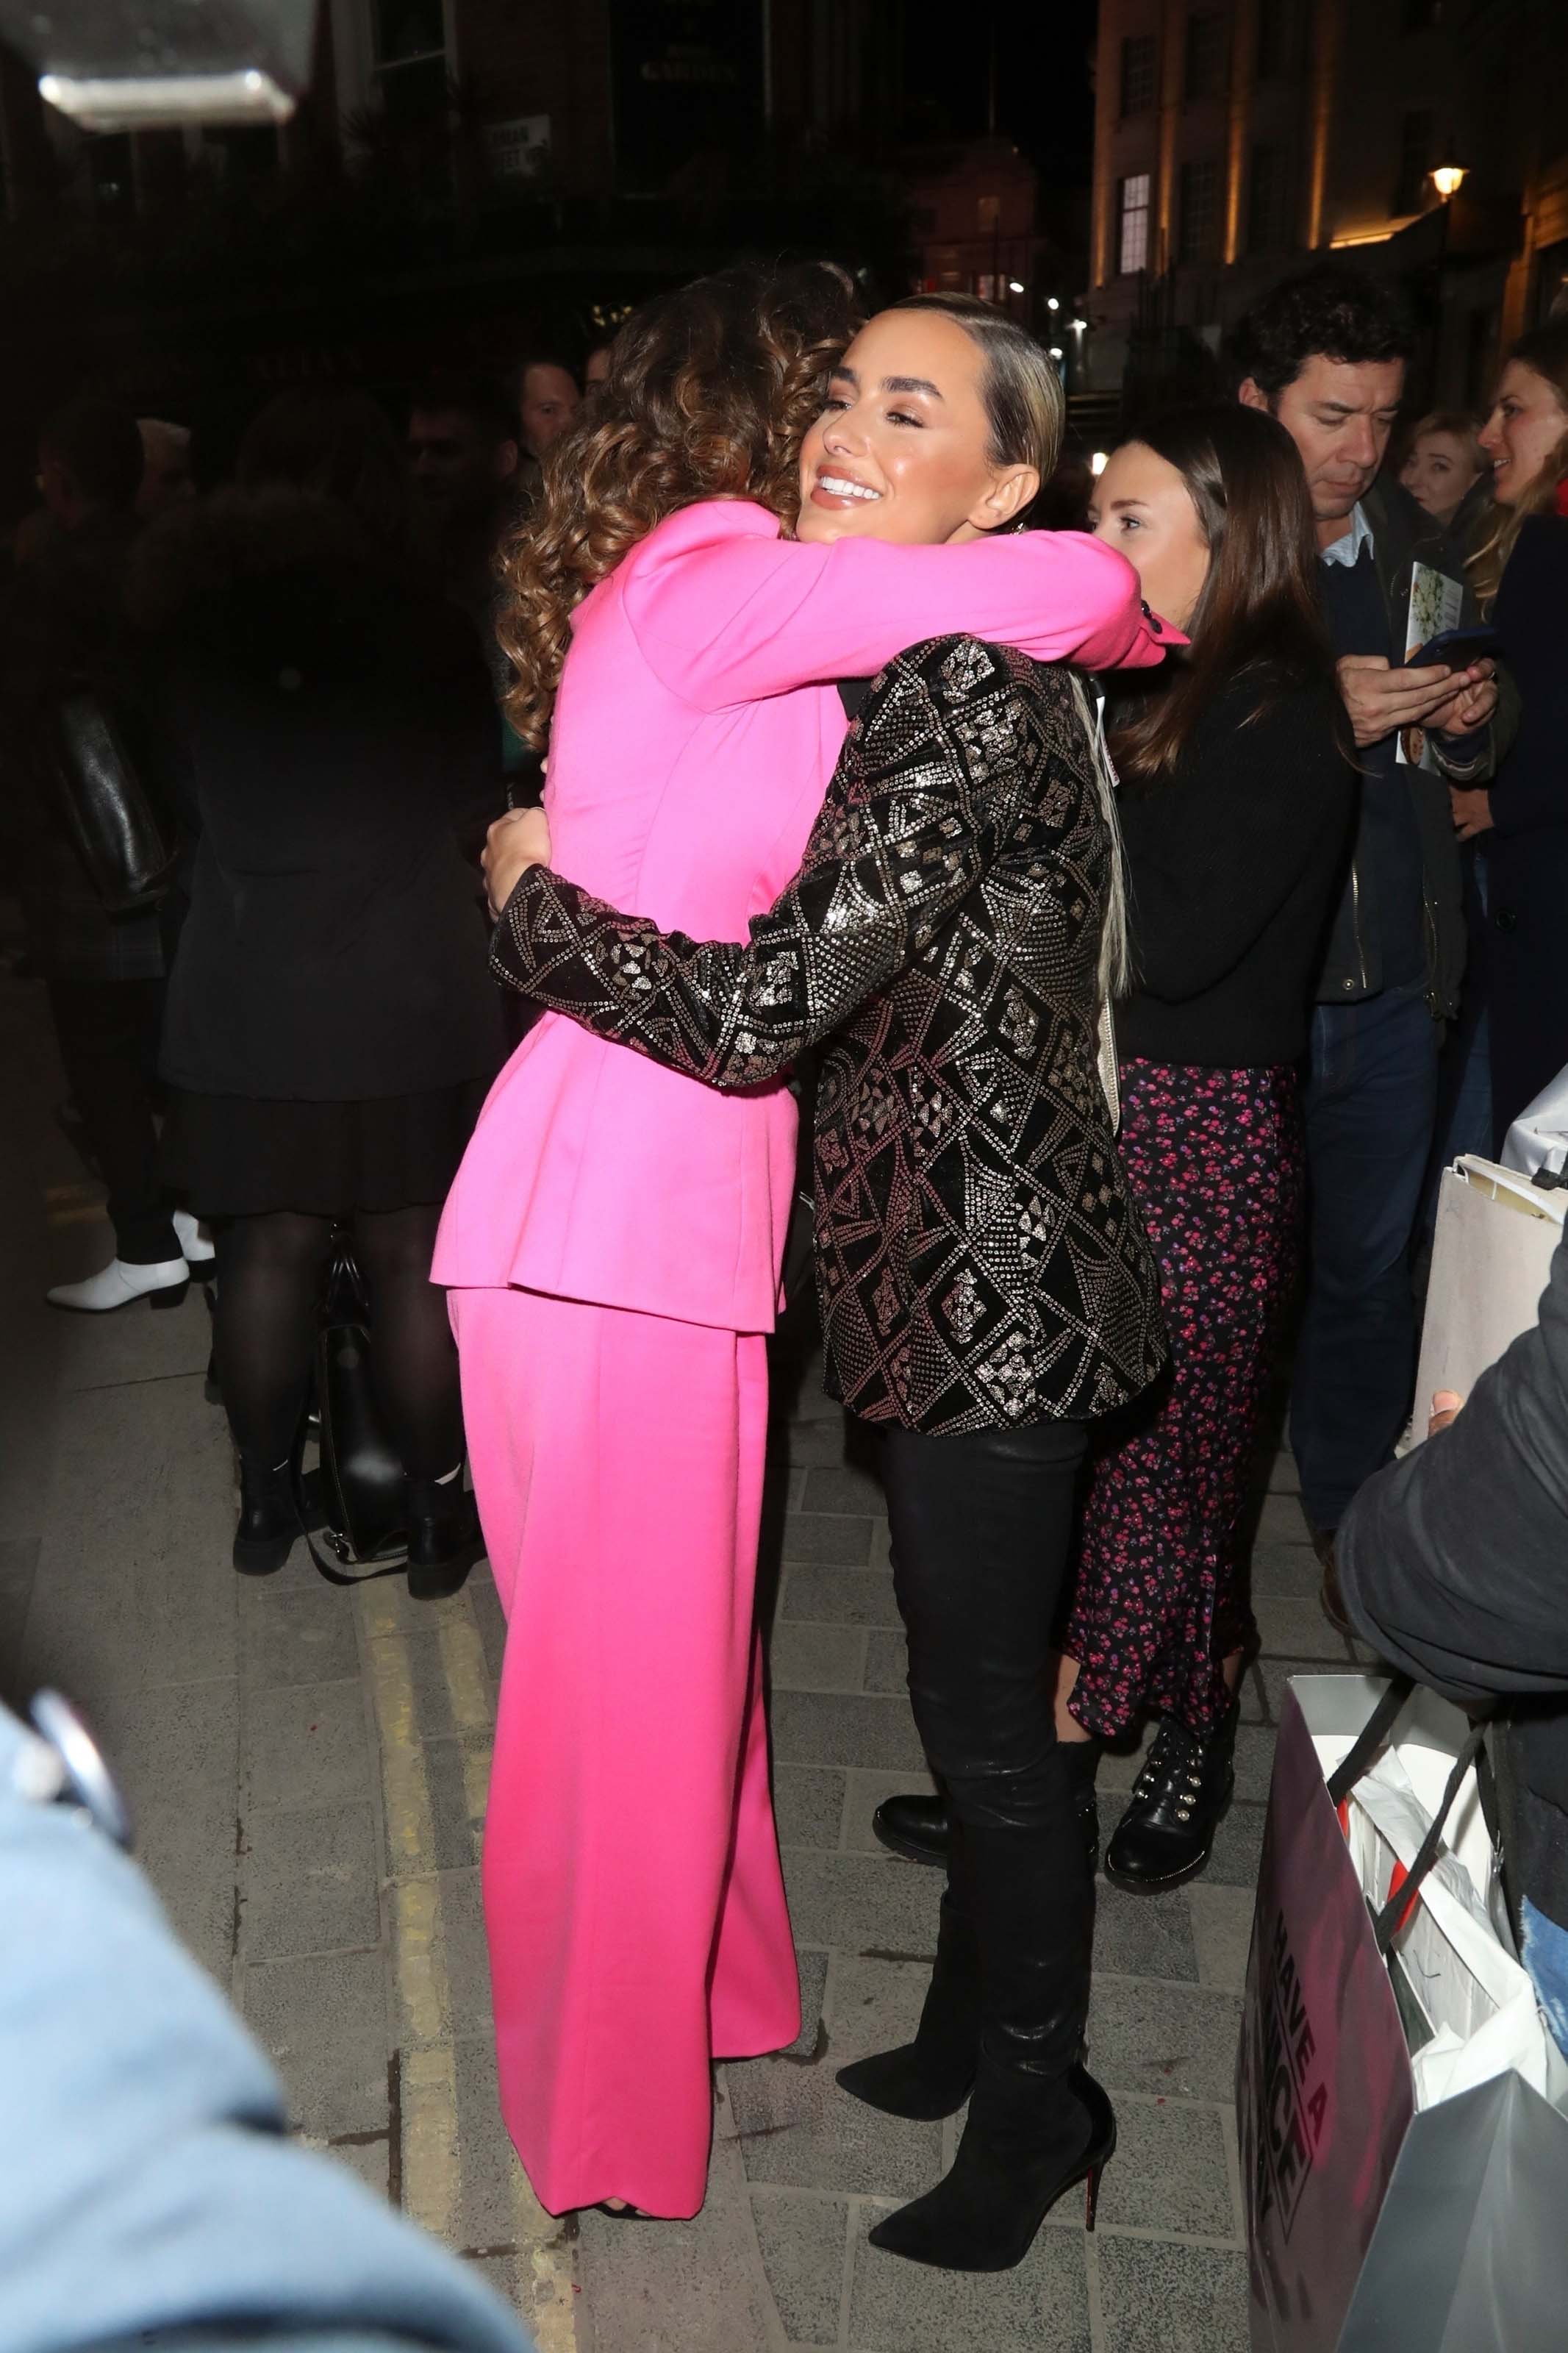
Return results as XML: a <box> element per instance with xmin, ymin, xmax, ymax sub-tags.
<box><xmin>0</xmin><ymin>943</ymin><xmax>1368</xmax><ymax>2353</ymax></box>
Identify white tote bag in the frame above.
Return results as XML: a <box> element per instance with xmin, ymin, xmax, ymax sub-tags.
<box><xmin>1409</xmin><ymin>1154</ymin><xmax>1566</xmax><ymax>1448</ymax></box>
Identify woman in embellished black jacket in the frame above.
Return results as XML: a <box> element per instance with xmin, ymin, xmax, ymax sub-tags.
<box><xmin>479</xmin><ymin>304</ymin><xmax>1170</xmax><ymax>2278</ymax></box>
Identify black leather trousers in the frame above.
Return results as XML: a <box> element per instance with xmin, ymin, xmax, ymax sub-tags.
<box><xmin>881</xmin><ymin>1416</ymin><xmax>1096</xmax><ymax>2088</ymax></box>
<box><xmin>882</xmin><ymin>1416</ymin><xmax>1089</xmax><ymax>1832</ymax></box>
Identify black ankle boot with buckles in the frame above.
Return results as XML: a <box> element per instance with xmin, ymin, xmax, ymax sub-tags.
<box><xmin>1103</xmin><ymin>1699</ymin><xmax>1238</xmax><ymax>1893</ymax></box>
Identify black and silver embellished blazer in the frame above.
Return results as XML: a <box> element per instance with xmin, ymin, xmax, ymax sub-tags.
<box><xmin>492</xmin><ymin>634</ymin><xmax>1167</xmax><ymax>1434</ymax></box>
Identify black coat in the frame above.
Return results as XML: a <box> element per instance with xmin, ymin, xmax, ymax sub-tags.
<box><xmin>1486</xmin><ymin>515</ymin><xmax>1568</xmax><ymax>1148</ymax></box>
<box><xmin>1339</xmin><ymin>1228</ymin><xmax>1568</xmax><ymax>1939</ymax></box>
<box><xmin>1114</xmin><ymin>671</ymin><xmax>1356</xmax><ymax>1068</ymax></box>
<box><xmin>153</xmin><ymin>493</ymin><xmax>507</xmax><ymax>1101</ymax></box>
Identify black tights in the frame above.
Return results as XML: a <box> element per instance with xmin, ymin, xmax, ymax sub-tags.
<box><xmin>213</xmin><ymin>1204</ymin><xmax>464</xmax><ymax>1479</ymax></box>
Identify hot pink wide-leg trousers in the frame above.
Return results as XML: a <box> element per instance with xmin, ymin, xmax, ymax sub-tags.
<box><xmin>449</xmin><ymin>1284</ymin><xmax>801</xmax><ymax>2220</ymax></box>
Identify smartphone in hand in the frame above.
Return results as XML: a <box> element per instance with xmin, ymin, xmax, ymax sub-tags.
<box><xmin>1402</xmin><ymin>625</ymin><xmax>1503</xmax><ymax>669</ymax></box>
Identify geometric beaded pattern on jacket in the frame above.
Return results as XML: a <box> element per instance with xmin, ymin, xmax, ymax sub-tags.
<box><xmin>805</xmin><ymin>638</ymin><xmax>1166</xmax><ymax>1432</ymax></box>
<box><xmin>495</xmin><ymin>632</ymin><xmax>1167</xmax><ymax>1435</ymax></box>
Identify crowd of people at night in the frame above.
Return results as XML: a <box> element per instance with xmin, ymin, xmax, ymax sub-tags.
<box><xmin>4</xmin><ymin>251</ymin><xmax>1568</xmax><ymax>2323</ymax></box>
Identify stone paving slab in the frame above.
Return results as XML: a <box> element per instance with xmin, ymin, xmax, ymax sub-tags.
<box><xmin>243</xmin><ymin>1946</ymin><xmax>392</xmax><ymax>2137</ymax></box>
<box><xmin>848</xmin><ymin>2202</ymin><xmax>1092</xmax><ymax>2353</ymax></box>
<box><xmin>1095</xmin><ymin>2236</ymin><xmax>1250</xmax><ymax>2353</ymax></box>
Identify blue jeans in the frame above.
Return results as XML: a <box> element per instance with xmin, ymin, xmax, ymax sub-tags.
<box><xmin>1290</xmin><ymin>980</ymin><xmax>1442</xmax><ymax>1531</ymax></box>
<box><xmin>1522</xmin><ymin>1899</ymin><xmax>1568</xmax><ymax>2056</ymax></box>
<box><xmin>0</xmin><ymin>1701</ymin><xmax>529</xmax><ymax>2353</ymax></box>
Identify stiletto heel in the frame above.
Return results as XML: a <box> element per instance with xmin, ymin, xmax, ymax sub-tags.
<box><xmin>869</xmin><ymin>2063</ymin><xmax>1116</xmax><ymax>2270</ymax></box>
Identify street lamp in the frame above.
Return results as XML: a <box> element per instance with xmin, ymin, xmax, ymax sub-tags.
<box><xmin>1046</xmin><ymin>296</ymin><xmax>1060</xmax><ymax>312</ymax></box>
<box><xmin>1008</xmin><ymin>279</ymin><xmax>1025</xmax><ymax>294</ymax></box>
<box><xmin>1090</xmin><ymin>451</ymin><xmax>1109</xmax><ymax>476</ymax></box>
<box><xmin>1048</xmin><ymin>346</ymin><xmax>1064</xmax><ymax>361</ymax></box>
<box><xmin>1428</xmin><ymin>161</ymin><xmax>1468</xmax><ymax>402</ymax></box>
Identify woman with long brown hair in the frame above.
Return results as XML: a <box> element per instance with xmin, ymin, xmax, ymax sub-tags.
<box><xmin>1473</xmin><ymin>320</ymin><xmax>1568</xmax><ymax>1149</ymax></box>
<box><xmin>1050</xmin><ymin>403</ymin><xmax>1358</xmax><ymax>1887</ymax></box>
<box><xmin>434</xmin><ymin>268</ymin><xmax>1168</xmax><ymax>2227</ymax></box>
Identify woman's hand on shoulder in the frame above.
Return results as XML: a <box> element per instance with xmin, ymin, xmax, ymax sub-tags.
<box><xmin>484</xmin><ymin>807</ymin><xmax>552</xmax><ymax>919</ymax></box>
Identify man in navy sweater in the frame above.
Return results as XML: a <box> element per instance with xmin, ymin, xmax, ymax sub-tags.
<box><xmin>1231</xmin><ymin>265</ymin><xmax>1508</xmax><ymax>1627</ymax></box>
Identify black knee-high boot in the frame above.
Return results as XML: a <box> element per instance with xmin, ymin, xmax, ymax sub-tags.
<box><xmin>868</xmin><ymin>1747</ymin><xmax>1114</xmax><ymax>2271</ymax></box>
<box><xmin>837</xmin><ymin>1824</ymin><xmax>980</xmax><ymax>2120</ymax></box>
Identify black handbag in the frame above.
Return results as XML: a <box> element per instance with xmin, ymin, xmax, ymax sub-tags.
<box><xmin>44</xmin><ymin>688</ymin><xmax>178</xmax><ymax>915</ymax></box>
<box><xmin>305</xmin><ymin>1240</ymin><xmax>409</xmax><ymax>1582</ymax></box>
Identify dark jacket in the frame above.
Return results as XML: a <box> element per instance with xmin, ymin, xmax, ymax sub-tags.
<box><xmin>151</xmin><ymin>493</ymin><xmax>506</xmax><ymax>1101</ymax></box>
<box><xmin>492</xmin><ymin>636</ymin><xmax>1168</xmax><ymax>1434</ymax></box>
<box><xmin>1114</xmin><ymin>669</ymin><xmax>1356</xmax><ymax>1067</ymax></box>
<box><xmin>1315</xmin><ymin>477</ymin><xmax>1509</xmax><ymax>1020</ymax></box>
<box><xmin>1485</xmin><ymin>515</ymin><xmax>1568</xmax><ymax>1146</ymax></box>
<box><xmin>1339</xmin><ymin>1228</ymin><xmax>1568</xmax><ymax>1936</ymax></box>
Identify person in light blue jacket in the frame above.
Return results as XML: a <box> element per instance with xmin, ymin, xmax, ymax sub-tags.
<box><xmin>0</xmin><ymin>1698</ymin><xmax>531</xmax><ymax>2353</ymax></box>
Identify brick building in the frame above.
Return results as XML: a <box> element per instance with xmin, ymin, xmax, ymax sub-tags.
<box><xmin>1087</xmin><ymin>0</ymin><xmax>1568</xmax><ymax>407</ymax></box>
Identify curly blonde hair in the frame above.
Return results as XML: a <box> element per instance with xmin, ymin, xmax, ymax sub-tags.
<box><xmin>498</xmin><ymin>263</ymin><xmax>862</xmax><ymax>750</ymax></box>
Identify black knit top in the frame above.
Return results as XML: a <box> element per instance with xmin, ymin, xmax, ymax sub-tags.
<box><xmin>1114</xmin><ymin>670</ymin><xmax>1356</xmax><ymax>1068</ymax></box>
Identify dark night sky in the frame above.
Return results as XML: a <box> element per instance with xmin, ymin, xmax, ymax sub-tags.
<box><xmin>895</xmin><ymin>0</ymin><xmax>1100</xmax><ymax>185</ymax></box>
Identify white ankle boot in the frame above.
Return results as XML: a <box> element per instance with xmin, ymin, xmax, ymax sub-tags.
<box><xmin>172</xmin><ymin>1208</ymin><xmax>215</xmax><ymax>1269</ymax></box>
<box><xmin>46</xmin><ymin>1257</ymin><xmax>190</xmax><ymax>1313</ymax></box>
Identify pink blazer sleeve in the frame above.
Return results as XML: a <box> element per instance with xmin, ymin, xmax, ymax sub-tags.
<box><xmin>621</xmin><ymin>503</ymin><xmax>1175</xmax><ymax>710</ymax></box>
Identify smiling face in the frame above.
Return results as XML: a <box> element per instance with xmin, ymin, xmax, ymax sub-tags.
<box><xmin>795</xmin><ymin>310</ymin><xmax>1039</xmax><ymax>547</ymax></box>
<box><xmin>1240</xmin><ymin>353</ymin><xmax>1405</xmax><ymax>547</ymax></box>
<box><xmin>1086</xmin><ymin>442</ymin><xmax>1211</xmax><ymax>632</ymax></box>
<box><xmin>1400</xmin><ymin>429</ymin><xmax>1485</xmax><ymax>527</ymax></box>
<box><xmin>1480</xmin><ymin>361</ymin><xmax>1568</xmax><ymax>508</ymax></box>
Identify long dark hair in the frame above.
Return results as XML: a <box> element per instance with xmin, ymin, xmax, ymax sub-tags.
<box><xmin>1110</xmin><ymin>402</ymin><xmax>1339</xmax><ymax>782</ymax></box>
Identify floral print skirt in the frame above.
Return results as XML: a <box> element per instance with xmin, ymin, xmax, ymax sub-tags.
<box><xmin>1064</xmin><ymin>1060</ymin><xmax>1305</xmax><ymax>1741</ymax></box>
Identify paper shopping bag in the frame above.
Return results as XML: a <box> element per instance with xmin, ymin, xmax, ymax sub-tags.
<box><xmin>1337</xmin><ymin>2069</ymin><xmax>1568</xmax><ymax>2352</ymax></box>
<box><xmin>1239</xmin><ymin>1674</ymin><xmax>1568</xmax><ymax>2352</ymax></box>
<box><xmin>1410</xmin><ymin>1156</ymin><xmax>1565</xmax><ymax>1446</ymax></box>
<box><xmin>1239</xmin><ymin>1681</ymin><xmax>1414</xmax><ymax>2353</ymax></box>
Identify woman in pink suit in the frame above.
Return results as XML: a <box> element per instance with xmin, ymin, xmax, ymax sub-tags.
<box><xmin>433</xmin><ymin>269</ymin><xmax>1169</xmax><ymax>2221</ymax></box>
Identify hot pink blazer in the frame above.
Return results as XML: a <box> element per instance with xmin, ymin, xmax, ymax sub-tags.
<box><xmin>434</xmin><ymin>499</ymin><xmax>1167</xmax><ymax>1332</ymax></box>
